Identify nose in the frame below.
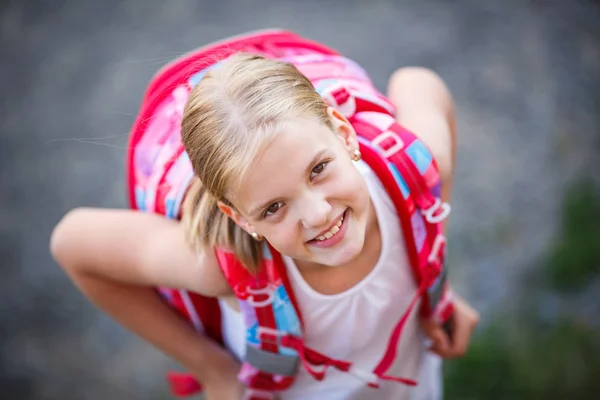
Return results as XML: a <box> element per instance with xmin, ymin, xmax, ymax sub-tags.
<box><xmin>298</xmin><ymin>191</ymin><xmax>332</xmax><ymax>230</ymax></box>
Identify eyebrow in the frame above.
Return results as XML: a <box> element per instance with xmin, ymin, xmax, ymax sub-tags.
<box><xmin>248</xmin><ymin>148</ymin><xmax>329</xmax><ymax>218</ymax></box>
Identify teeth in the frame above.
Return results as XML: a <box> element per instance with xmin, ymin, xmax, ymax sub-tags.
<box><xmin>315</xmin><ymin>214</ymin><xmax>345</xmax><ymax>241</ymax></box>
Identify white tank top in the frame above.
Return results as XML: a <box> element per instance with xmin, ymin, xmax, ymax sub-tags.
<box><xmin>220</xmin><ymin>161</ymin><xmax>441</xmax><ymax>400</ymax></box>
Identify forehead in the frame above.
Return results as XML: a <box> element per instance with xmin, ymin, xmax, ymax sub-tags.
<box><xmin>230</xmin><ymin>119</ymin><xmax>336</xmax><ymax>213</ymax></box>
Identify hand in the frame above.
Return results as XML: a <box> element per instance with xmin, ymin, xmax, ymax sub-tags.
<box><xmin>203</xmin><ymin>380</ymin><xmax>246</xmax><ymax>400</ymax></box>
<box><xmin>197</xmin><ymin>353</ymin><xmax>245</xmax><ymax>400</ymax></box>
<box><xmin>420</xmin><ymin>293</ymin><xmax>479</xmax><ymax>358</ymax></box>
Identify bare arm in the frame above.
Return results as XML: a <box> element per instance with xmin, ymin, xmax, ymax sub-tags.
<box><xmin>50</xmin><ymin>208</ymin><xmax>238</xmax><ymax>386</ymax></box>
<box><xmin>51</xmin><ymin>208</ymin><xmax>231</xmax><ymax>293</ymax></box>
<box><xmin>387</xmin><ymin>67</ymin><xmax>457</xmax><ymax>204</ymax></box>
<box><xmin>387</xmin><ymin>68</ymin><xmax>480</xmax><ymax>357</ymax></box>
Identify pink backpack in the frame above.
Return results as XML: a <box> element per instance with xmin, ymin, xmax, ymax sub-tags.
<box><xmin>126</xmin><ymin>29</ymin><xmax>453</xmax><ymax>399</ymax></box>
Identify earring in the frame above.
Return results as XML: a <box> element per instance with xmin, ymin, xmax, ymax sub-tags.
<box><xmin>251</xmin><ymin>232</ymin><xmax>263</xmax><ymax>241</ymax></box>
<box><xmin>352</xmin><ymin>149</ymin><xmax>362</xmax><ymax>162</ymax></box>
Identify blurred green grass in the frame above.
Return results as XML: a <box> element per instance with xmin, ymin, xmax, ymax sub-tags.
<box><xmin>444</xmin><ymin>318</ymin><xmax>600</xmax><ymax>399</ymax></box>
<box><xmin>546</xmin><ymin>181</ymin><xmax>600</xmax><ymax>292</ymax></box>
<box><xmin>444</xmin><ymin>180</ymin><xmax>600</xmax><ymax>399</ymax></box>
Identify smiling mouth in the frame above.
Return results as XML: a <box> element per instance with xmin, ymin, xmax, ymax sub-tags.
<box><xmin>308</xmin><ymin>209</ymin><xmax>347</xmax><ymax>243</ymax></box>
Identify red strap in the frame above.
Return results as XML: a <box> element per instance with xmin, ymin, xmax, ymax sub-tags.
<box><xmin>187</xmin><ymin>293</ymin><xmax>223</xmax><ymax>344</ymax></box>
<box><xmin>420</xmin><ymin>220</ymin><xmax>446</xmax><ymax>319</ymax></box>
<box><xmin>251</xmin><ymin>269</ymin><xmax>280</xmax><ymax>354</ymax></box>
<box><xmin>270</xmin><ymin>244</ymin><xmax>305</xmax><ymax>329</ymax></box>
<box><xmin>281</xmin><ymin>335</ymin><xmax>350</xmax><ymax>380</ymax></box>
<box><xmin>243</xmin><ymin>269</ymin><xmax>284</xmax><ymax>390</ymax></box>
<box><xmin>373</xmin><ymin>275</ymin><xmax>434</xmax><ymax>376</ymax></box>
<box><xmin>245</xmin><ymin>369</ymin><xmax>288</xmax><ymax>391</ymax></box>
<box><xmin>280</xmin><ymin>335</ymin><xmax>417</xmax><ymax>387</ymax></box>
<box><xmin>167</xmin><ymin>372</ymin><xmax>202</xmax><ymax>397</ymax></box>
<box><xmin>358</xmin><ymin>131</ymin><xmax>451</xmax><ymax>322</ymax></box>
<box><xmin>358</xmin><ymin>141</ymin><xmax>422</xmax><ymax>277</ymax></box>
<box><xmin>244</xmin><ymin>388</ymin><xmax>278</xmax><ymax>400</ymax></box>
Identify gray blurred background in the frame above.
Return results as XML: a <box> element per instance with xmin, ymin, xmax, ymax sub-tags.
<box><xmin>1</xmin><ymin>0</ymin><xmax>599</xmax><ymax>399</ymax></box>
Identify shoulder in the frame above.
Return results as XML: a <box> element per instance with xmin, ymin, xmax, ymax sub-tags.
<box><xmin>52</xmin><ymin>207</ymin><xmax>234</xmax><ymax>298</ymax></box>
<box><xmin>386</xmin><ymin>67</ymin><xmax>456</xmax><ymax>187</ymax></box>
<box><xmin>146</xmin><ymin>220</ymin><xmax>234</xmax><ymax>297</ymax></box>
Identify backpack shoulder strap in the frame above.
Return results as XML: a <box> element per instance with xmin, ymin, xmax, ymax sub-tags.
<box><xmin>351</xmin><ymin>111</ymin><xmax>453</xmax><ymax>322</ymax></box>
<box><xmin>214</xmin><ymin>243</ymin><xmax>304</xmax><ymax>394</ymax></box>
<box><xmin>349</xmin><ymin>111</ymin><xmax>455</xmax><ymax>379</ymax></box>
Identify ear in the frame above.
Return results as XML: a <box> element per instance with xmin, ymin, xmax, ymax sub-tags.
<box><xmin>327</xmin><ymin>106</ymin><xmax>359</xmax><ymax>156</ymax></box>
<box><xmin>217</xmin><ymin>201</ymin><xmax>255</xmax><ymax>235</ymax></box>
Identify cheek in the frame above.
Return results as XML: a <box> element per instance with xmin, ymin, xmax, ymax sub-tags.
<box><xmin>260</xmin><ymin>220</ymin><xmax>302</xmax><ymax>250</ymax></box>
<box><xmin>334</xmin><ymin>164</ymin><xmax>368</xmax><ymax>205</ymax></box>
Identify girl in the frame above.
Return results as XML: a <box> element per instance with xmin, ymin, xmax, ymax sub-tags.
<box><xmin>50</xmin><ymin>30</ymin><xmax>478</xmax><ymax>400</ymax></box>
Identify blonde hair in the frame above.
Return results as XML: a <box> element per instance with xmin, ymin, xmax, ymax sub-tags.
<box><xmin>180</xmin><ymin>53</ymin><xmax>333</xmax><ymax>272</ymax></box>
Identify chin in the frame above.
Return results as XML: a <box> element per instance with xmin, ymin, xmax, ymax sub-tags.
<box><xmin>322</xmin><ymin>233</ymin><xmax>365</xmax><ymax>268</ymax></box>
<box><xmin>337</xmin><ymin>242</ymin><xmax>364</xmax><ymax>266</ymax></box>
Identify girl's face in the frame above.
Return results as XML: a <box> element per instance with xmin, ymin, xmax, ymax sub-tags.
<box><xmin>221</xmin><ymin>108</ymin><xmax>371</xmax><ymax>268</ymax></box>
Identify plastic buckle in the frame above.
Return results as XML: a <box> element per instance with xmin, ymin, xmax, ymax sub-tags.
<box><xmin>348</xmin><ymin>366</ymin><xmax>380</xmax><ymax>386</ymax></box>
<box><xmin>257</xmin><ymin>327</ymin><xmax>286</xmax><ymax>345</ymax></box>
<box><xmin>246</xmin><ymin>285</ymin><xmax>275</xmax><ymax>307</ymax></box>
<box><xmin>422</xmin><ymin>197</ymin><xmax>451</xmax><ymax>224</ymax></box>
<box><xmin>427</xmin><ymin>234</ymin><xmax>446</xmax><ymax>266</ymax></box>
<box><xmin>304</xmin><ymin>361</ymin><xmax>328</xmax><ymax>376</ymax></box>
<box><xmin>233</xmin><ymin>283</ymin><xmax>250</xmax><ymax>300</ymax></box>
<box><xmin>371</xmin><ymin>130</ymin><xmax>404</xmax><ymax>158</ymax></box>
<box><xmin>325</xmin><ymin>86</ymin><xmax>356</xmax><ymax>117</ymax></box>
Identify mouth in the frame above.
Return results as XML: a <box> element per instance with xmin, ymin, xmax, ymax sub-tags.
<box><xmin>307</xmin><ymin>209</ymin><xmax>349</xmax><ymax>248</ymax></box>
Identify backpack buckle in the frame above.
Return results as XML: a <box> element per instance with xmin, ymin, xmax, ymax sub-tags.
<box><xmin>324</xmin><ymin>86</ymin><xmax>357</xmax><ymax>117</ymax></box>
<box><xmin>258</xmin><ymin>327</ymin><xmax>286</xmax><ymax>345</ymax></box>
<box><xmin>245</xmin><ymin>344</ymin><xmax>300</xmax><ymax>377</ymax></box>
<box><xmin>372</xmin><ymin>130</ymin><xmax>404</xmax><ymax>158</ymax></box>
<box><xmin>234</xmin><ymin>283</ymin><xmax>276</xmax><ymax>307</ymax></box>
<box><xmin>348</xmin><ymin>366</ymin><xmax>380</xmax><ymax>386</ymax></box>
<box><xmin>422</xmin><ymin>197</ymin><xmax>451</xmax><ymax>224</ymax></box>
<box><xmin>427</xmin><ymin>234</ymin><xmax>446</xmax><ymax>274</ymax></box>
<box><xmin>246</xmin><ymin>285</ymin><xmax>276</xmax><ymax>307</ymax></box>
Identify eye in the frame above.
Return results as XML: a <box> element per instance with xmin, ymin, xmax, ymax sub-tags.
<box><xmin>310</xmin><ymin>161</ymin><xmax>328</xmax><ymax>180</ymax></box>
<box><xmin>264</xmin><ymin>201</ymin><xmax>284</xmax><ymax>217</ymax></box>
